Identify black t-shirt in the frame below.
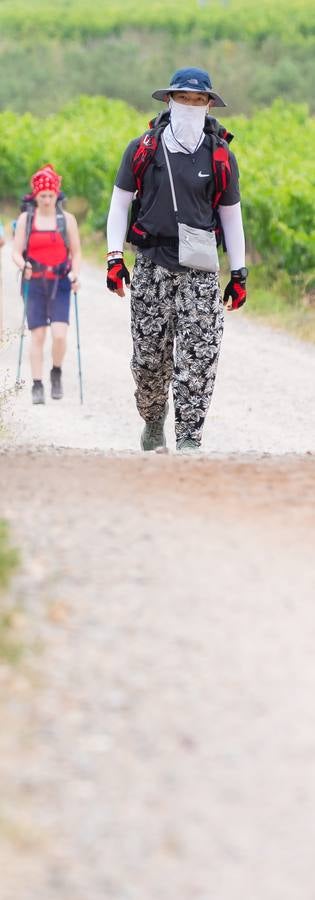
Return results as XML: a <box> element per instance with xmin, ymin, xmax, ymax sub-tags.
<box><xmin>115</xmin><ymin>133</ymin><xmax>240</xmax><ymax>271</ymax></box>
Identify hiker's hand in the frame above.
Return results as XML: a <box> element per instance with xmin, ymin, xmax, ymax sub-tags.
<box><xmin>107</xmin><ymin>257</ymin><xmax>130</xmax><ymax>298</ymax></box>
<box><xmin>223</xmin><ymin>268</ymin><xmax>248</xmax><ymax>310</ymax></box>
<box><xmin>23</xmin><ymin>262</ymin><xmax>32</xmax><ymax>281</ymax></box>
<box><xmin>70</xmin><ymin>276</ymin><xmax>80</xmax><ymax>292</ymax></box>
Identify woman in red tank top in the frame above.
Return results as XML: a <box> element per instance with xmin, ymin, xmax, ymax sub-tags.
<box><xmin>12</xmin><ymin>164</ymin><xmax>81</xmax><ymax>405</ymax></box>
<box><xmin>27</xmin><ymin>223</ymin><xmax>69</xmax><ymax>278</ymax></box>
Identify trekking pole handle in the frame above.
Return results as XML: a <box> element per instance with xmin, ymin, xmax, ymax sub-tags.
<box><xmin>70</xmin><ymin>275</ymin><xmax>80</xmax><ymax>291</ymax></box>
<box><xmin>22</xmin><ymin>261</ymin><xmax>33</xmax><ymax>279</ymax></box>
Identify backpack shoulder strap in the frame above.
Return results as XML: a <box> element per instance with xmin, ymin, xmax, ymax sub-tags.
<box><xmin>211</xmin><ymin>135</ymin><xmax>232</xmax><ymax>209</ymax></box>
<box><xmin>204</xmin><ymin>116</ymin><xmax>233</xmax><ymax>208</ymax></box>
<box><xmin>131</xmin><ymin>116</ymin><xmax>167</xmax><ymax>196</ymax></box>
<box><xmin>132</xmin><ymin>132</ymin><xmax>159</xmax><ymax>193</ymax></box>
<box><xmin>56</xmin><ymin>204</ymin><xmax>69</xmax><ymax>250</ymax></box>
<box><xmin>24</xmin><ymin>206</ymin><xmax>35</xmax><ymax>256</ymax></box>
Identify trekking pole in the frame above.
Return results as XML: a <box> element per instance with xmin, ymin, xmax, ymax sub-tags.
<box><xmin>16</xmin><ymin>279</ymin><xmax>29</xmax><ymax>387</ymax></box>
<box><xmin>73</xmin><ymin>291</ymin><xmax>83</xmax><ymax>404</ymax></box>
<box><xmin>0</xmin><ymin>243</ymin><xmax>3</xmax><ymax>342</ymax></box>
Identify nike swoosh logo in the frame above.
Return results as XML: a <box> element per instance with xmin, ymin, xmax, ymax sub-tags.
<box><xmin>198</xmin><ymin>171</ymin><xmax>211</xmax><ymax>178</ymax></box>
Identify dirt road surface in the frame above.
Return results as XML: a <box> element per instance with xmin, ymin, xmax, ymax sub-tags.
<box><xmin>1</xmin><ymin>242</ymin><xmax>315</xmax><ymax>900</ymax></box>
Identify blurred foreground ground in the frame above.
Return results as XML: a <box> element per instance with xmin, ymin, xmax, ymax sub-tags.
<box><xmin>1</xmin><ymin>244</ymin><xmax>315</xmax><ymax>899</ymax></box>
<box><xmin>1</xmin><ymin>452</ymin><xmax>315</xmax><ymax>900</ymax></box>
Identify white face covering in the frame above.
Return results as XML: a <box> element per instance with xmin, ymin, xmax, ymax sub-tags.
<box><xmin>163</xmin><ymin>97</ymin><xmax>208</xmax><ymax>154</ymax></box>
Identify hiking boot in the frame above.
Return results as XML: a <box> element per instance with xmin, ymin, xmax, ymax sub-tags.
<box><xmin>177</xmin><ymin>437</ymin><xmax>200</xmax><ymax>452</ymax></box>
<box><xmin>50</xmin><ymin>366</ymin><xmax>63</xmax><ymax>400</ymax></box>
<box><xmin>32</xmin><ymin>381</ymin><xmax>45</xmax><ymax>405</ymax></box>
<box><xmin>141</xmin><ymin>412</ymin><xmax>168</xmax><ymax>451</ymax></box>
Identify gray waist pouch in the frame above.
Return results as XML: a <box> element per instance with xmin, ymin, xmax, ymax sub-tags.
<box><xmin>178</xmin><ymin>222</ymin><xmax>219</xmax><ymax>272</ymax></box>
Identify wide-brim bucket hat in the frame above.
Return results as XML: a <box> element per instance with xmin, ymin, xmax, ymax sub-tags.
<box><xmin>152</xmin><ymin>67</ymin><xmax>226</xmax><ymax>107</ymax></box>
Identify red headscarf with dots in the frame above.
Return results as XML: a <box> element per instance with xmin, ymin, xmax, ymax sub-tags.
<box><xmin>31</xmin><ymin>164</ymin><xmax>62</xmax><ymax>197</ymax></box>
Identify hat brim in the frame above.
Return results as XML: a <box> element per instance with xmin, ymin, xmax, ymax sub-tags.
<box><xmin>152</xmin><ymin>87</ymin><xmax>226</xmax><ymax>107</ymax></box>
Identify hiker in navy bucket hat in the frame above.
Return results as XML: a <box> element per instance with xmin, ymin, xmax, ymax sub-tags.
<box><xmin>106</xmin><ymin>65</ymin><xmax>247</xmax><ymax>452</ymax></box>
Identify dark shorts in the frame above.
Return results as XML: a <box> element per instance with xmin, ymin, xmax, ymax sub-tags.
<box><xmin>26</xmin><ymin>276</ymin><xmax>71</xmax><ymax>330</ymax></box>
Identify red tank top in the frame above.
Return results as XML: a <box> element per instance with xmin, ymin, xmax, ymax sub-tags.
<box><xmin>28</xmin><ymin>214</ymin><xmax>68</xmax><ymax>279</ymax></box>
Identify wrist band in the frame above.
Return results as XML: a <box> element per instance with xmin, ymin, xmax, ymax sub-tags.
<box><xmin>107</xmin><ymin>251</ymin><xmax>123</xmax><ymax>257</ymax></box>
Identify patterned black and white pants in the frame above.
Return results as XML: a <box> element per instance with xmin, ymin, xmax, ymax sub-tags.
<box><xmin>130</xmin><ymin>253</ymin><xmax>224</xmax><ymax>445</ymax></box>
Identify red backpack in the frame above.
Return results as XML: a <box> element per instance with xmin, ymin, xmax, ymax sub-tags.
<box><xmin>127</xmin><ymin>111</ymin><xmax>233</xmax><ymax>248</ymax></box>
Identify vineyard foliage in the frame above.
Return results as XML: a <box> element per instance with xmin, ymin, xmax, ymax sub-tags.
<box><xmin>0</xmin><ymin>98</ymin><xmax>145</xmax><ymax>228</ymax></box>
<box><xmin>0</xmin><ymin>0</ymin><xmax>314</xmax><ymax>45</ymax></box>
<box><xmin>0</xmin><ymin>97</ymin><xmax>314</xmax><ymax>277</ymax></box>
<box><xmin>0</xmin><ymin>0</ymin><xmax>314</xmax><ymax>116</ymax></box>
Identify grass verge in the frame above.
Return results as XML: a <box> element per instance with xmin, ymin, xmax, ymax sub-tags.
<box><xmin>0</xmin><ymin>521</ymin><xmax>21</xmax><ymax>663</ymax></box>
<box><xmin>246</xmin><ymin>266</ymin><xmax>315</xmax><ymax>343</ymax></box>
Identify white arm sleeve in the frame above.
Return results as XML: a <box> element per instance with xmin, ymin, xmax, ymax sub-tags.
<box><xmin>107</xmin><ymin>185</ymin><xmax>134</xmax><ymax>253</ymax></box>
<box><xmin>218</xmin><ymin>201</ymin><xmax>246</xmax><ymax>270</ymax></box>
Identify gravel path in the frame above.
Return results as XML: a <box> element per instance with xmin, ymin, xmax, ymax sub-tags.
<box><xmin>1</xmin><ymin>243</ymin><xmax>315</xmax><ymax>900</ymax></box>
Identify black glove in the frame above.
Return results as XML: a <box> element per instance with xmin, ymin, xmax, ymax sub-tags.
<box><xmin>223</xmin><ymin>267</ymin><xmax>248</xmax><ymax>310</ymax></box>
<box><xmin>107</xmin><ymin>257</ymin><xmax>130</xmax><ymax>293</ymax></box>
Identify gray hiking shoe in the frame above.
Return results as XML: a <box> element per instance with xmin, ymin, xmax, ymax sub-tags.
<box><xmin>141</xmin><ymin>420</ymin><xmax>167</xmax><ymax>451</ymax></box>
<box><xmin>50</xmin><ymin>366</ymin><xmax>63</xmax><ymax>400</ymax></box>
<box><xmin>32</xmin><ymin>381</ymin><xmax>45</xmax><ymax>405</ymax></box>
<box><xmin>177</xmin><ymin>437</ymin><xmax>200</xmax><ymax>452</ymax></box>
<box><xmin>141</xmin><ymin>408</ymin><xmax>168</xmax><ymax>451</ymax></box>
